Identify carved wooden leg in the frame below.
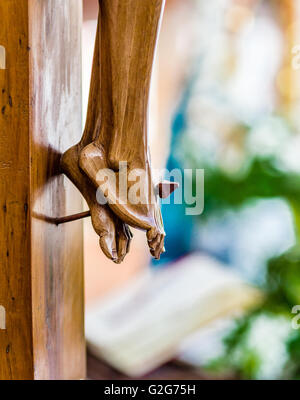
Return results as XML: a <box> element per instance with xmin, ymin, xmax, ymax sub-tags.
<box><xmin>61</xmin><ymin>16</ymin><xmax>132</xmax><ymax>263</ymax></box>
<box><xmin>79</xmin><ymin>0</ymin><xmax>166</xmax><ymax>259</ymax></box>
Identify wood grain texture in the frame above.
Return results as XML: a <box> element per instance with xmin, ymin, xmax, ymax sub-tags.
<box><xmin>0</xmin><ymin>0</ymin><xmax>33</xmax><ymax>380</ymax></box>
<box><xmin>30</xmin><ymin>0</ymin><xmax>85</xmax><ymax>380</ymax></box>
<box><xmin>0</xmin><ymin>0</ymin><xmax>85</xmax><ymax>380</ymax></box>
<box><xmin>64</xmin><ymin>0</ymin><xmax>177</xmax><ymax>263</ymax></box>
<box><xmin>78</xmin><ymin>0</ymin><xmax>168</xmax><ymax>260</ymax></box>
<box><xmin>61</xmin><ymin>16</ymin><xmax>133</xmax><ymax>264</ymax></box>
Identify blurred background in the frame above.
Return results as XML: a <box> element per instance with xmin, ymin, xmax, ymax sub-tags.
<box><xmin>83</xmin><ymin>0</ymin><xmax>300</xmax><ymax>380</ymax></box>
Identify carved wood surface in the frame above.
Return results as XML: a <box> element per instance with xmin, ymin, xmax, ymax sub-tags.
<box><xmin>63</xmin><ymin>0</ymin><xmax>171</xmax><ymax>262</ymax></box>
<box><xmin>0</xmin><ymin>0</ymin><xmax>33</xmax><ymax>380</ymax></box>
<box><xmin>0</xmin><ymin>0</ymin><xmax>85</xmax><ymax>380</ymax></box>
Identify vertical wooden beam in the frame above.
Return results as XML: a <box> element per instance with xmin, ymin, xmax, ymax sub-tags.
<box><xmin>0</xmin><ymin>0</ymin><xmax>33</xmax><ymax>380</ymax></box>
<box><xmin>0</xmin><ymin>0</ymin><xmax>85</xmax><ymax>380</ymax></box>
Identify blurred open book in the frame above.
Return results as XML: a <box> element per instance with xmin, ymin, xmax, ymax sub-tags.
<box><xmin>85</xmin><ymin>253</ymin><xmax>262</xmax><ymax>377</ymax></box>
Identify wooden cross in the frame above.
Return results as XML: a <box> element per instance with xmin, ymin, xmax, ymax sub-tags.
<box><xmin>0</xmin><ymin>0</ymin><xmax>85</xmax><ymax>380</ymax></box>
<box><xmin>0</xmin><ymin>0</ymin><xmax>171</xmax><ymax>379</ymax></box>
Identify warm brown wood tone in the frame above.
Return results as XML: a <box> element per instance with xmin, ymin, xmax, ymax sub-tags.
<box><xmin>79</xmin><ymin>0</ymin><xmax>167</xmax><ymax>261</ymax></box>
<box><xmin>0</xmin><ymin>0</ymin><xmax>33</xmax><ymax>380</ymax></box>
<box><xmin>0</xmin><ymin>0</ymin><xmax>85</xmax><ymax>380</ymax></box>
<box><xmin>56</xmin><ymin>211</ymin><xmax>92</xmax><ymax>226</ymax></box>
<box><xmin>61</xmin><ymin>15</ymin><xmax>132</xmax><ymax>264</ymax></box>
<box><xmin>158</xmin><ymin>182</ymin><xmax>180</xmax><ymax>199</ymax></box>
<box><xmin>63</xmin><ymin>0</ymin><xmax>172</xmax><ymax>261</ymax></box>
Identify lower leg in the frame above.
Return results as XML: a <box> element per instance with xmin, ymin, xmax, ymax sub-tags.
<box><xmin>99</xmin><ymin>0</ymin><xmax>165</xmax><ymax>166</ymax></box>
<box><xmin>79</xmin><ymin>0</ymin><xmax>166</xmax><ymax>258</ymax></box>
<box><xmin>61</xmin><ymin>14</ymin><xmax>132</xmax><ymax>263</ymax></box>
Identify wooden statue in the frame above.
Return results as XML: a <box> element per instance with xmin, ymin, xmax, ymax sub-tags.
<box><xmin>61</xmin><ymin>17</ymin><xmax>132</xmax><ymax>264</ymax></box>
<box><xmin>62</xmin><ymin>0</ymin><xmax>177</xmax><ymax>262</ymax></box>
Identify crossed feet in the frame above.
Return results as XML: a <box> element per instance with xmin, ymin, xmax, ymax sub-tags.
<box><xmin>61</xmin><ymin>0</ymin><xmax>174</xmax><ymax>263</ymax></box>
<box><xmin>79</xmin><ymin>141</ymin><xmax>166</xmax><ymax>260</ymax></box>
<box><xmin>61</xmin><ymin>143</ymin><xmax>133</xmax><ymax>264</ymax></box>
<box><xmin>61</xmin><ymin>141</ymin><xmax>178</xmax><ymax>263</ymax></box>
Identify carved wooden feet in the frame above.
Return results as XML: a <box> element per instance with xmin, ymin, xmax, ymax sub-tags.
<box><xmin>61</xmin><ymin>0</ymin><xmax>177</xmax><ymax>263</ymax></box>
<box><xmin>61</xmin><ymin>144</ymin><xmax>133</xmax><ymax>264</ymax></box>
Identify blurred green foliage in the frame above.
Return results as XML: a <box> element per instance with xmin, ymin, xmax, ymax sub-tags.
<box><xmin>190</xmin><ymin>155</ymin><xmax>300</xmax><ymax>379</ymax></box>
